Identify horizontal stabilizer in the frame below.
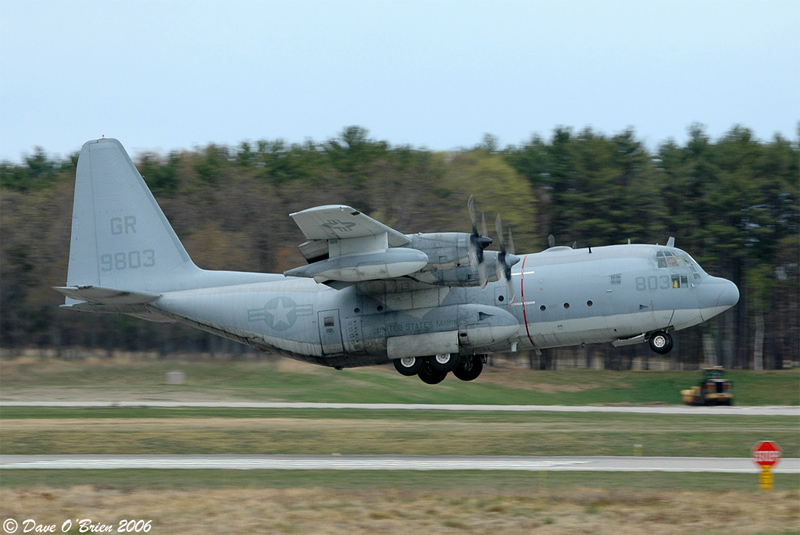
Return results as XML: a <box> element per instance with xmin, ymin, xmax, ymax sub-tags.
<box><xmin>53</xmin><ymin>285</ymin><xmax>160</xmax><ymax>305</ymax></box>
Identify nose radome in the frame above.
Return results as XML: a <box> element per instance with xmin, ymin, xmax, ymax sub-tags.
<box><xmin>698</xmin><ymin>277</ymin><xmax>740</xmax><ymax>321</ymax></box>
<box><xmin>718</xmin><ymin>278</ymin><xmax>740</xmax><ymax>309</ymax></box>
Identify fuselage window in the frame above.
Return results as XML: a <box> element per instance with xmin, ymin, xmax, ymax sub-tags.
<box><xmin>670</xmin><ymin>274</ymin><xmax>689</xmax><ymax>289</ymax></box>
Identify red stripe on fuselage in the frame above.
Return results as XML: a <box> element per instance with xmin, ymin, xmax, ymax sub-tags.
<box><xmin>519</xmin><ymin>255</ymin><xmax>536</xmax><ymax>348</ymax></box>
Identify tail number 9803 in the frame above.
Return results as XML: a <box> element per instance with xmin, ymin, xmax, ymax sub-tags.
<box><xmin>100</xmin><ymin>250</ymin><xmax>155</xmax><ymax>272</ymax></box>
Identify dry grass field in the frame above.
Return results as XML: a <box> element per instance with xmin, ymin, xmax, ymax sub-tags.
<box><xmin>1</xmin><ymin>486</ymin><xmax>798</xmax><ymax>535</ymax></box>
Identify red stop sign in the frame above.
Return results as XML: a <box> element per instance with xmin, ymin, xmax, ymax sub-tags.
<box><xmin>752</xmin><ymin>441</ymin><xmax>782</xmax><ymax>467</ymax></box>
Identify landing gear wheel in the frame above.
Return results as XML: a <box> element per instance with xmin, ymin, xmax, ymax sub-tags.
<box><xmin>428</xmin><ymin>353</ymin><xmax>460</xmax><ymax>373</ymax></box>
<box><xmin>393</xmin><ymin>356</ymin><xmax>424</xmax><ymax>376</ymax></box>
<box><xmin>453</xmin><ymin>355</ymin><xmax>484</xmax><ymax>381</ymax></box>
<box><xmin>648</xmin><ymin>331</ymin><xmax>673</xmax><ymax>354</ymax></box>
<box><xmin>418</xmin><ymin>363</ymin><xmax>448</xmax><ymax>385</ymax></box>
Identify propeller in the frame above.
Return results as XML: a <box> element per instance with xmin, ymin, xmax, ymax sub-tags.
<box><xmin>467</xmin><ymin>195</ymin><xmax>492</xmax><ymax>287</ymax></box>
<box><xmin>495</xmin><ymin>214</ymin><xmax>520</xmax><ymax>302</ymax></box>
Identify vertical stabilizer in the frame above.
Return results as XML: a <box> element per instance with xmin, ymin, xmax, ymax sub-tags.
<box><xmin>66</xmin><ymin>138</ymin><xmax>199</xmax><ymax>295</ymax></box>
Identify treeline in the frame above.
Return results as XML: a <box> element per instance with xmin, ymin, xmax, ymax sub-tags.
<box><xmin>1</xmin><ymin>125</ymin><xmax>797</xmax><ymax>369</ymax></box>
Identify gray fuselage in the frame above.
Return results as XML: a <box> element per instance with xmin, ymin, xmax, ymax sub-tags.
<box><xmin>150</xmin><ymin>243</ymin><xmax>737</xmax><ymax>368</ymax></box>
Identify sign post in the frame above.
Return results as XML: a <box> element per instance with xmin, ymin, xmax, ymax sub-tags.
<box><xmin>752</xmin><ymin>441</ymin><xmax>782</xmax><ymax>491</ymax></box>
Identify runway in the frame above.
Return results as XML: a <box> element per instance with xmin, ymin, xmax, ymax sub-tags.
<box><xmin>1</xmin><ymin>455</ymin><xmax>798</xmax><ymax>473</ymax></box>
<box><xmin>1</xmin><ymin>401</ymin><xmax>798</xmax><ymax>416</ymax></box>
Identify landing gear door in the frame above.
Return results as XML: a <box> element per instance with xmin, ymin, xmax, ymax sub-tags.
<box><xmin>318</xmin><ymin>310</ymin><xmax>344</xmax><ymax>355</ymax></box>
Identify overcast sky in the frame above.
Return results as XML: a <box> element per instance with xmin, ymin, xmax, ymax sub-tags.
<box><xmin>1</xmin><ymin>0</ymin><xmax>798</xmax><ymax>162</ymax></box>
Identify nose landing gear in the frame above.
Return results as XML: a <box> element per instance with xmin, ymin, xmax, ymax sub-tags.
<box><xmin>648</xmin><ymin>331</ymin><xmax>673</xmax><ymax>354</ymax></box>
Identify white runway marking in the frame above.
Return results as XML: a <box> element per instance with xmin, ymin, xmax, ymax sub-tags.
<box><xmin>1</xmin><ymin>455</ymin><xmax>798</xmax><ymax>473</ymax></box>
<box><xmin>1</xmin><ymin>401</ymin><xmax>798</xmax><ymax>416</ymax></box>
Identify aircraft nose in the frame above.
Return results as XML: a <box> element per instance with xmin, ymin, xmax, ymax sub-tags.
<box><xmin>718</xmin><ymin>278</ymin><xmax>740</xmax><ymax>309</ymax></box>
<box><xmin>698</xmin><ymin>276</ymin><xmax>740</xmax><ymax>321</ymax></box>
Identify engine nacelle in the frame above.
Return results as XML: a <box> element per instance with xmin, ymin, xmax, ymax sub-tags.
<box><xmin>404</xmin><ymin>233</ymin><xmax>501</xmax><ymax>287</ymax></box>
<box><xmin>406</xmin><ymin>233</ymin><xmax>471</xmax><ymax>268</ymax></box>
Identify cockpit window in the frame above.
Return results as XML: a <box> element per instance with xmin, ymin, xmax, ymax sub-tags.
<box><xmin>656</xmin><ymin>250</ymin><xmax>672</xmax><ymax>268</ymax></box>
<box><xmin>657</xmin><ymin>250</ymin><xmax>706</xmax><ymax>280</ymax></box>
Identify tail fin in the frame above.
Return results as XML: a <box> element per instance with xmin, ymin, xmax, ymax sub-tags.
<box><xmin>65</xmin><ymin>138</ymin><xmax>199</xmax><ymax>295</ymax></box>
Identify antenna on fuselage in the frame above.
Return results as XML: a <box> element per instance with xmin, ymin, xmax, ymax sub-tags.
<box><xmin>548</xmin><ymin>235</ymin><xmax>555</xmax><ymax>248</ymax></box>
<box><xmin>666</xmin><ymin>237</ymin><xmax>675</xmax><ymax>247</ymax></box>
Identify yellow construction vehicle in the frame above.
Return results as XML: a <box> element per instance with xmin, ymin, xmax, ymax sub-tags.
<box><xmin>681</xmin><ymin>366</ymin><xmax>734</xmax><ymax>406</ymax></box>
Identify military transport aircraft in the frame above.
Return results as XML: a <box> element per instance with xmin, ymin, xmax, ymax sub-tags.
<box><xmin>55</xmin><ymin>138</ymin><xmax>740</xmax><ymax>384</ymax></box>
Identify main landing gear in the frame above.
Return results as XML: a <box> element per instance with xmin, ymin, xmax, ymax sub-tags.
<box><xmin>393</xmin><ymin>354</ymin><xmax>485</xmax><ymax>383</ymax></box>
<box><xmin>648</xmin><ymin>331</ymin><xmax>673</xmax><ymax>354</ymax></box>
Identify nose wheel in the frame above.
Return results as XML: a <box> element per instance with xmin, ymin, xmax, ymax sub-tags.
<box><xmin>648</xmin><ymin>331</ymin><xmax>673</xmax><ymax>354</ymax></box>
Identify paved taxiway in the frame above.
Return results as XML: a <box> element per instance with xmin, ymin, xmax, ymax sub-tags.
<box><xmin>1</xmin><ymin>401</ymin><xmax>797</xmax><ymax>416</ymax></box>
<box><xmin>1</xmin><ymin>455</ymin><xmax>798</xmax><ymax>473</ymax></box>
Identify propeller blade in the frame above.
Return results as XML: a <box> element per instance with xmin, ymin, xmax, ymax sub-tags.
<box><xmin>508</xmin><ymin>227</ymin><xmax>515</xmax><ymax>255</ymax></box>
<box><xmin>495</xmin><ymin>214</ymin><xmax>515</xmax><ymax>302</ymax></box>
<box><xmin>468</xmin><ymin>195</ymin><xmax>477</xmax><ymax>233</ymax></box>
<box><xmin>467</xmin><ymin>196</ymin><xmax>492</xmax><ymax>287</ymax></box>
<box><xmin>495</xmin><ymin>214</ymin><xmax>505</xmax><ymax>252</ymax></box>
<box><xmin>479</xmin><ymin>261</ymin><xmax>488</xmax><ymax>289</ymax></box>
<box><xmin>493</xmin><ymin>257</ymin><xmax>515</xmax><ymax>303</ymax></box>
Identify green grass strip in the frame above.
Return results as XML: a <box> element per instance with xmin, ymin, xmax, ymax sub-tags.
<box><xmin>2</xmin><ymin>469</ymin><xmax>797</xmax><ymax>493</ymax></box>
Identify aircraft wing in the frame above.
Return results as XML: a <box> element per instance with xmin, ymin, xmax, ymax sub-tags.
<box><xmin>285</xmin><ymin>204</ymin><xmax>509</xmax><ymax>289</ymax></box>
<box><xmin>290</xmin><ymin>205</ymin><xmax>410</xmax><ymax>246</ymax></box>
<box><xmin>286</xmin><ymin>205</ymin><xmax>429</xmax><ymax>284</ymax></box>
